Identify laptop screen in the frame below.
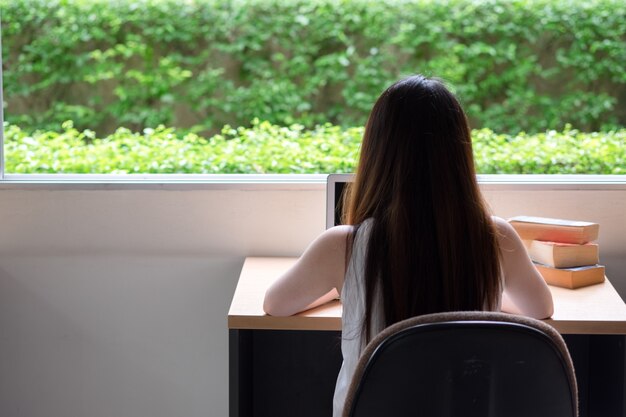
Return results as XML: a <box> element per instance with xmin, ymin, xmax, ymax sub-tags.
<box><xmin>326</xmin><ymin>174</ymin><xmax>355</xmax><ymax>229</ymax></box>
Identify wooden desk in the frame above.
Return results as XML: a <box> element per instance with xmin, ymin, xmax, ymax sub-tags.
<box><xmin>229</xmin><ymin>257</ymin><xmax>626</xmax><ymax>417</ymax></box>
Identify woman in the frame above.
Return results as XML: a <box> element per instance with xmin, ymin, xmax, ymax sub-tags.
<box><xmin>263</xmin><ymin>75</ymin><xmax>553</xmax><ymax>416</ymax></box>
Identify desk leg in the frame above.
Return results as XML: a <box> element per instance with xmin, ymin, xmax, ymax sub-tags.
<box><xmin>230</xmin><ymin>329</ymin><xmax>253</xmax><ymax>417</ymax></box>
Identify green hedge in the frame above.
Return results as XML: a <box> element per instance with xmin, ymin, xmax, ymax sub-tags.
<box><xmin>2</xmin><ymin>0</ymin><xmax>626</xmax><ymax>134</ymax></box>
<box><xmin>5</xmin><ymin>121</ymin><xmax>625</xmax><ymax>174</ymax></box>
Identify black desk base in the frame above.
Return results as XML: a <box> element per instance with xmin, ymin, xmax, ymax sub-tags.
<box><xmin>230</xmin><ymin>330</ymin><xmax>626</xmax><ymax>417</ymax></box>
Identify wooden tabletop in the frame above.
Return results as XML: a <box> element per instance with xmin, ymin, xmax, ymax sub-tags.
<box><xmin>228</xmin><ymin>257</ymin><xmax>626</xmax><ymax>335</ymax></box>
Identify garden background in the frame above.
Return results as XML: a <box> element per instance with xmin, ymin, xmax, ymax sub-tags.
<box><xmin>2</xmin><ymin>0</ymin><xmax>625</xmax><ymax>174</ymax></box>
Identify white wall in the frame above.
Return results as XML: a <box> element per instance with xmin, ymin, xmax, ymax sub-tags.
<box><xmin>0</xmin><ymin>179</ymin><xmax>625</xmax><ymax>417</ymax></box>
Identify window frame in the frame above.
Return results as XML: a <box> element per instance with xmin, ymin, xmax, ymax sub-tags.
<box><xmin>0</xmin><ymin>174</ymin><xmax>625</xmax><ymax>191</ymax></box>
<box><xmin>1</xmin><ymin>16</ymin><xmax>5</xmax><ymax>181</ymax></box>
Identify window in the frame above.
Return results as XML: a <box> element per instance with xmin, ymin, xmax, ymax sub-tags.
<box><xmin>1</xmin><ymin>0</ymin><xmax>624</xmax><ymax>178</ymax></box>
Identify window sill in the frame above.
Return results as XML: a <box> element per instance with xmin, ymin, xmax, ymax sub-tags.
<box><xmin>0</xmin><ymin>174</ymin><xmax>625</xmax><ymax>190</ymax></box>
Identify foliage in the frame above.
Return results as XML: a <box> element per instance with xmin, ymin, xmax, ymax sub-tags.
<box><xmin>2</xmin><ymin>0</ymin><xmax>625</xmax><ymax>135</ymax></box>
<box><xmin>5</xmin><ymin>121</ymin><xmax>625</xmax><ymax>174</ymax></box>
<box><xmin>472</xmin><ymin>127</ymin><xmax>626</xmax><ymax>174</ymax></box>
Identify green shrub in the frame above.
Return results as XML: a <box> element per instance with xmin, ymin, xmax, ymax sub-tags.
<box><xmin>2</xmin><ymin>0</ymin><xmax>625</xmax><ymax>134</ymax></box>
<box><xmin>4</xmin><ymin>121</ymin><xmax>625</xmax><ymax>174</ymax></box>
<box><xmin>472</xmin><ymin>128</ymin><xmax>626</xmax><ymax>174</ymax></box>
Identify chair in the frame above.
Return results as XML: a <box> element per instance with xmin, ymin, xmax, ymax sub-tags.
<box><xmin>342</xmin><ymin>311</ymin><xmax>578</xmax><ymax>417</ymax></box>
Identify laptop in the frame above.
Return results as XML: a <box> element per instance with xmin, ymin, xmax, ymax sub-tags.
<box><xmin>326</xmin><ymin>174</ymin><xmax>355</xmax><ymax>229</ymax></box>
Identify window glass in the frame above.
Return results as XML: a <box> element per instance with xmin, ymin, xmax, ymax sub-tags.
<box><xmin>2</xmin><ymin>0</ymin><xmax>624</xmax><ymax>175</ymax></box>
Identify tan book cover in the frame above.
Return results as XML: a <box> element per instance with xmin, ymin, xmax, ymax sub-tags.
<box><xmin>534</xmin><ymin>263</ymin><xmax>605</xmax><ymax>289</ymax></box>
<box><xmin>523</xmin><ymin>240</ymin><xmax>599</xmax><ymax>268</ymax></box>
<box><xmin>509</xmin><ymin>216</ymin><xmax>599</xmax><ymax>244</ymax></box>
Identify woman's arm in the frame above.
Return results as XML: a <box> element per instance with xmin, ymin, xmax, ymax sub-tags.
<box><xmin>494</xmin><ymin>216</ymin><xmax>554</xmax><ymax>319</ymax></box>
<box><xmin>263</xmin><ymin>225</ymin><xmax>352</xmax><ymax>316</ymax></box>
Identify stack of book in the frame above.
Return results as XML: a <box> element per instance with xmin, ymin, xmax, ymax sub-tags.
<box><xmin>508</xmin><ymin>216</ymin><xmax>604</xmax><ymax>289</ymax></box>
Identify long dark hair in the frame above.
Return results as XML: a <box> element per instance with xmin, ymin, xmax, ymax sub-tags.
<box><xmin>344</xmin><ymin>75</ymin><xmax>501</xmax><ymax>342</ymax></box>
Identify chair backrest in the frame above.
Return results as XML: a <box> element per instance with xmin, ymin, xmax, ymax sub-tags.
<box><xmin>343</xmin><ymin>311</ymin><xmax>578</xmax><ymax>417</ymax></box>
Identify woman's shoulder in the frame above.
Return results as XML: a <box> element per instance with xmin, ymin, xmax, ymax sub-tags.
<box><xmin>312</xmin><ymin>221</ymin><xmax>373</xmax><ymax>264</ymax></box>
<box><xmin>491</xmin><ymin>215</ymin><xmax>523</xmax><ymax>250</ymax></box>
<box><xmin>306</xmin><ymin>225</ymin><xmax>353</xmax><ymax>256</ymax></box>
<box><xmin>320</xmin><ymin>219</ymin><xmax>372</xmax><ymax>243</ymax></box>
<box><xmin>320</xmin><ymin>224</ymin><xmax>355</xmax><ymax>241</ymax></box>
<box><xmin>491</xmin><ymin>215</ymin><xmax>510</xmax><ymax>230</ymax></box>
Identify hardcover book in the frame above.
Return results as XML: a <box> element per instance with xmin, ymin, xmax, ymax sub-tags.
<box><xmin>524</xmin><ymin>240</ymin><xmax>599</xmax><ymax>268</ymax></box>
<box><xmin>509</xmin><ymin>216</ymin><xmax>599</xmax><ymax>244</ymax></box>
<box><xmin>534</xmin><ymin>263</ymin><xmax>605</xmax><ymax>289</ymax></box>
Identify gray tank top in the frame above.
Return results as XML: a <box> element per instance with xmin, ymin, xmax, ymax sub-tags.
<box><xmin>333</xmin><ymin>219</ymin><xmax>383</xmax><ymax>417</ymax></box>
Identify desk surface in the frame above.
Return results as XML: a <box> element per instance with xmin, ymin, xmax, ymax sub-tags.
<box><xmin>228</xmin><ymin>257</ymin><xmax>626</xmax><ymax>335</ymax></box>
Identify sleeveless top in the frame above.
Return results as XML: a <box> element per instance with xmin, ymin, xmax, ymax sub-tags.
<box><xmin>332</xmin><ymin>218</ymin><xmax>502</xmax><ymax>417</ymax></box>
<box><xmin>332</xmin><ymin>219</ymin><xmax>382</xmax><ymax>417</ymax></box>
